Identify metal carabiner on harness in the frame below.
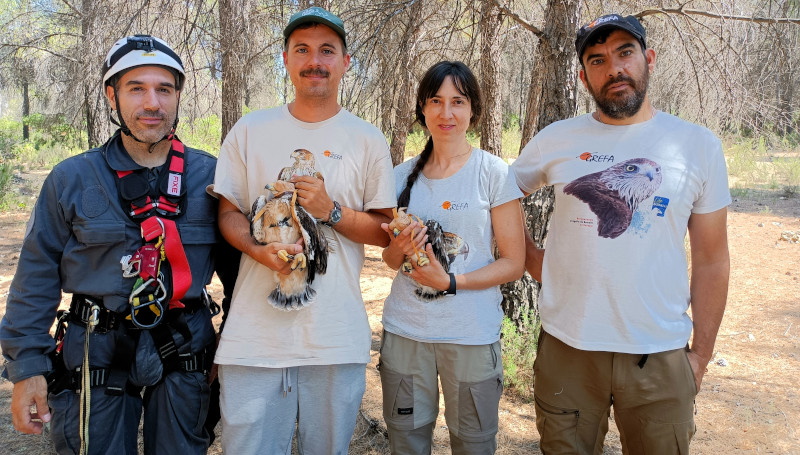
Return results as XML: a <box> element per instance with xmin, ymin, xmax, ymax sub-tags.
<box><xmin>202</xmin><ymin>288</ymin><xmax>221</xmax><ymax>317</ymax></box>
<box><xmin>128</xmin><ymin>277</ymin><xmax>166</xmax><ymax>329</ymax></box>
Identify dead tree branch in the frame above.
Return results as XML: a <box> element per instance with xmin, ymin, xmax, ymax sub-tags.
<box><xmin>490</xmin><ymin>0</ymin><xmax>544</xmax><ymax>37</ymax></box>
<box><xmin>637</xmin><ymin>8</ymin><xmax>800</xmax><ymax>26</ymax></box>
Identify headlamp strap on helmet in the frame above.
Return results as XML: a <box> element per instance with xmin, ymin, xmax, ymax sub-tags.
<box><xmin>102</xmin><ymin>35</ymin><xmax>184</xmax><ymax>79</ymax></box>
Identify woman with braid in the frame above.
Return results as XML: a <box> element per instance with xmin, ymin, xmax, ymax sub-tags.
<box><xmin>378</xmin><ymin>61</ymin><xmax>525</xmax><ymax>454</ymax></box>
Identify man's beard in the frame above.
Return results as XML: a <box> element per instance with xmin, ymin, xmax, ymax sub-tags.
<box><xmin>586</xmin><ymin>66</ymin><xmax>649</xmax><ymax>120</ymax></box>
<box><xmin>126</xmin><ymin>109</ymin><xmax>174</xmax><ymax>144</ymax></box>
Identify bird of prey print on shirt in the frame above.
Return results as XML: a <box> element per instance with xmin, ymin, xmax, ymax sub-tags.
<box><xmin>389</xmin><ymin>208</ymin><xmax>469</xmax><ymax>301</ymax></box>
<box><xmin>278</xmin><ymin>148</ymin><xmax>324</xmax><ymax>182</ymax></box>
<box><xmin>563</xmin><ymin>158</ymin><xmax>662</xmax><ymax>239</ymax></box>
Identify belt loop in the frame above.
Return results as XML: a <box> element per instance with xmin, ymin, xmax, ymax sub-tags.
<box><xmin>637</xmin><ymin>354</ymin><xmax>649</xmax><ymax>369</ymax></box>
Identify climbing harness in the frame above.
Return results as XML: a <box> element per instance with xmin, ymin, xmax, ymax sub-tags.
<box><xmin>115</xmin><ymin>133</ymin><xmax>192</xmax><ymax>328</ymax></box>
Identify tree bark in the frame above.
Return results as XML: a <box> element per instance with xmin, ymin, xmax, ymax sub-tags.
<box><xmin>81</xmin><ymin>0</ymin><xmax>102</xmax><ymax>148</ymax></box>
<box><xmin>22</xmin><ymin>81</ymin><xmax>29</xmax><ymax>140</ymax></box>
<box><xmin>479</xmin><ymin>0</ymin><xmax>503</xmax><ymax>157</ymax></box>
<box><xmin>502</xmin><ymin>0</ymin><xmax>581</xmax><ymax>329</ymax></box>
<box><xmin>219</xmin><ymin>0</ymin><xmax>247</xmax><ymax>142</ymax></box>
<box><xmin>388</xmin><ymin>0</ymin><xmax>423</xmax><ymax>166</ymax></box>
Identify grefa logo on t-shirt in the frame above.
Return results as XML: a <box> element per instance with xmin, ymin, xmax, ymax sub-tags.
<box><xmin>579</xmin><ymin>152</ymin><xmax>615</xmax><ymax>163</ymax></box>
<box><xmin>442</xmin><ymin>200</ymin><xmax>468</xmax><ymax>211</ymax></box>
<box><xmin>323</xmin><ymin>150</ymin><xmax>343</xmax><ymax>160</ymax></box>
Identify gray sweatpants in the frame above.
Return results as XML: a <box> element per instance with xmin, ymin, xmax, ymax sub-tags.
<box><xmin>219</xmin><ymin>363</ymin><xmax>367</xmax><ymax>455</ymax></box>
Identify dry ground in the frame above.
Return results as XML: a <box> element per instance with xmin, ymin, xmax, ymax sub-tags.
<box><xmin>0</xmin><ymin>171</ymin><xmax>798</xmax><ymax>454</ymax></box>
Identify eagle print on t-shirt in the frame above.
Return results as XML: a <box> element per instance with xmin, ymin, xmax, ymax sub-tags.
<box><xmin>563</xmin><ymin>158</ymin><xmax>662</xmax><ymax>239</ymax></box>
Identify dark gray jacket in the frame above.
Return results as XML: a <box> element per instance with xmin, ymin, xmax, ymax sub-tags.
<box><xmin>1</xmin><ymin>132</ymin><xmax>226</xmax><ymax>383</ymax></box>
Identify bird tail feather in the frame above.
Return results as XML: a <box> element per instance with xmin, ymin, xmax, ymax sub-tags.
<box><xmin>268</xmin><ymin>285</ymin><xmax>317</xmax><ymax>311</ymax></box>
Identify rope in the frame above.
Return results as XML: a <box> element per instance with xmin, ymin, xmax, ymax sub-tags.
<box><xmin>79</xmin><ymin>304</ymin><xmax>100</xmax><ymax>455</ymax></box>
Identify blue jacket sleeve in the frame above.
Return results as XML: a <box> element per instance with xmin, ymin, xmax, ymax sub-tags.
<box><xmin>1</xmin><ymin>167</ymin><xmax>72</xmax><ymax>383</ymax></box>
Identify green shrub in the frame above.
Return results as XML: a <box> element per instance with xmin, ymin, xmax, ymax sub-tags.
<box><xmin>177</xmin><ymin>114</ymin><xmax>222</xmax><ymax>155</ymax></box>
<box><xmin>403</xmin><ymin>129</ymin><xmax>428</xmax><ymax>159</ymax></box>
<box><xmin>500</xmin><ymin>314</ymin><xmax>539</xmax><ymax>400</ymax></box>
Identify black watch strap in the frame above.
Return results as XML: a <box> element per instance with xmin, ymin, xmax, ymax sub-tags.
<box><xmin>442</xmin><ymin>273</ymin><xmax>456</xmax><ymax>296</ymax></box>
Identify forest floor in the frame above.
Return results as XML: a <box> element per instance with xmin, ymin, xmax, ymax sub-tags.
<box><xmin>0</xmin><ymin>170</ymin><xmax>798</xmax><ymax>454</ymax></box>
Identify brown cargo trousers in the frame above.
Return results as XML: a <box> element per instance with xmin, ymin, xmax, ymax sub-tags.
<box><xmin>534</xmin><ymin>330</ymin><xmax>697</xmax><ymax>455</ymax></box>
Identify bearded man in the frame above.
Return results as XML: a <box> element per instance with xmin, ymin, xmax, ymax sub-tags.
<box><xmin>512</xmin><ymin>14</ymin><xmax>731</xmax><ymax>454</ymax></box>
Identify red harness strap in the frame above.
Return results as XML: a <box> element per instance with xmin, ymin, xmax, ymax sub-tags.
<box><xmin>116</xmin><ymin>137</ymin><xmax>186</xmax><ymax>217</ymax></box>
<box><xmin>141</xmin><ymin>217</ymin><xmax>191</xmax><ymax>310</ymax></box>
<box><xmin>115</xmin><ymin>135</ymin><xmax>192</xmax><ymax>312</ymax></box>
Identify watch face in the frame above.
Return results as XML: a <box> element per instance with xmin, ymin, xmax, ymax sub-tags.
<box><xmin>331</xmin><ymin>203</ymin><xmax>342</xmax><ymax>223</ymax></box>
<box><xmin>327</xmin><ymin>201</ymin><xmax>342</xmax><ymax>225</ymax></box>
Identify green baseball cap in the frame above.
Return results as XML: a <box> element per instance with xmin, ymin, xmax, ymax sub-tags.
<box><xmin>283</xmin><ymin>6</ymin><xmax>347</xmax><ymax>48</ymax></box>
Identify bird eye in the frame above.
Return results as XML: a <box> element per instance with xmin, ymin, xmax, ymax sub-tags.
<box><xmin>625</xmin><ymin>165</ymin><xmax>638</xmax><ymax>172</ymax></box>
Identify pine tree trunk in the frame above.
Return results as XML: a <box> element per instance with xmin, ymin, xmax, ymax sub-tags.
<box><xmin>479</xmin><ymin>0</ymin><xmax>503</xmax><ymax>156</ymax></box>
<box><xmin>501</xmin><ymin>0</ymin><xmax>581</xmax><ymax>329</ymax></box>
<box><xmin>81</xmin><ymin>0</ymin><xmax>103</xmax><ymax>148</ymax></box>
<box><xmin>220</xmin><ymin>0</ymin><xmax>247</xmax><ymax>142</ymax></box>
<box><xmin>388</xmin><ymin>0</ymin><xmax>424</xmax><ymax>166</ymax></box>
<box><xmin>22</xmin><ymin>81</ymin><xmax>29</xmax><ymax>140</ymax></box>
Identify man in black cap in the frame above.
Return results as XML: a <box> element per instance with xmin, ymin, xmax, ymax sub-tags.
<box><xmin>513</xmin><ymin>14</ymin><xmax>730</xmax><ymax>454</ymax></box>
<box><xmin>210</xmin><ymin>6</ymin><xmax>395</xmax><ymax>454</ymax></box>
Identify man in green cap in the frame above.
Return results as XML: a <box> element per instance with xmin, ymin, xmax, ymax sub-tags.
<box><xmin>210</xmin><ymin>6</ymin><xmax>395</xmax><ymax>454</ymax></box>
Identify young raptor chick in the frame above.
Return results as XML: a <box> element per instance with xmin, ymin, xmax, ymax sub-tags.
<box><xmin>389</xmin><ymin>208</ymin><xmax>461</xmax><ymax>301</ymax></box>
<box><xmin>250</xmin><ymin>181</ymin><xmax>329</xmax><ymax>310</ymax></box>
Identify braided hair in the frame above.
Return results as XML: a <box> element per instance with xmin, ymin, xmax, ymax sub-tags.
<box><xmin>397</xmin><ymin>61</ymin><xmax>482</xmax><ymax>208</ymax></box>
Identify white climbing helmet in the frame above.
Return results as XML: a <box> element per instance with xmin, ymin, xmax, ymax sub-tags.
<box><xmin>102</xmin><ymin>35</ymin><xmax>185</xmax><ymax>89</ymax></box>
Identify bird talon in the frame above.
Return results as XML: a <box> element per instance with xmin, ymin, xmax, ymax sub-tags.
<box><xmin>417</xmin><ymin>256</ymin><xmax>430</xmax><ymax>267</ymax></box>
<box><xmin>277</xmin><ymin>250</ymin><xmax>293</xmax><ymax>263</ymax></box>
<box><xmin>401</xmin><ymin>262</ymin><xmax>413</xmax><ymax>273</ymax></box>
<box><xmin>291</xmin><ymin>253</ymin><xmax>307</xmax><ymax>271</ymax></box>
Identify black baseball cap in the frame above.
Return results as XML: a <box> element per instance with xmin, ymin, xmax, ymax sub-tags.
<box><xmin>575</xmin><ymin>14</ymin><xmax>646</xmax><ymax>61</ymax></box>
<box><xmin>283</xmin><ymin>6</ymin><xmax>347</xmax><ymax>48</ymax></box>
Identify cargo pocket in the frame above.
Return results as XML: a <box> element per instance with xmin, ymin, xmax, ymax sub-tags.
<box><xmin>178</xmin><ymin>222</ymin><xmax>218</xmax><ymax>246</ymax></box>
<box><xmin>534</xmin><ymin>396</ymin><xmax>580</xmax><ymax>453</ymax></box>
<box><xmin>190</xmin><ymin>373</ymin><xmax>212</xmax><ymax>435</ymax></box>
<box><xmin>681</xmin><ymin>348</ymin><xmax>699</xmax><ymax>396</ymax></box>
<box><xmin>640</xmin><ymin>418</ymin><xmax>695</xmax><ymax>455</ymax></box>
<box><xmin>457</xmin><ymin>375</ymin><xmax>503</xmax><ymax>442</ymax></box>
<box><xmin>48</xmin><ymin>388</ymin><xmax>79</xmax><ymax>454</ymax></box>
<box><xmin>68</xmin><ymin>220</ymin><xmax>127</xmax><ymax>292</ymax></box>
<box><xmin>379</xmin><ymin>364</ymin><xmax>415</xmax><ymax>430</ymax></box>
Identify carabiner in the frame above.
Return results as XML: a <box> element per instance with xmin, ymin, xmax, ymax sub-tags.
<box><xmin>129</xmin><ymin>300</ymin><xmax>164</xmax><ymax>330</ymax></box>
<box><xmin>202</xmin><ymin>288</ymin><xmax>221</xmax><ymax>317</ymax></box>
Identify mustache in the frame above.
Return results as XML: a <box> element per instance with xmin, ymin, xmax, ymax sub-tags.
<box><xmin>603</xmin><ymin>74</ymin><xmax>636</xmax><ymax>91</ymax></box>
<box><xmin>299</xmin><ymin>68</ymin><xmax>330</xmax><ymax>78</ymax></box>
<box><xmin>135</xmin><ymin>110</ymin><xmax>165</xmax><ymax>120</ymax></box>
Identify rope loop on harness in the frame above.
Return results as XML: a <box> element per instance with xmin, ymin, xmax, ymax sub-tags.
<box><xmin>79</xmin><ymin>303</ymin><xmax>100</xmax><ymax>454</ymax></box>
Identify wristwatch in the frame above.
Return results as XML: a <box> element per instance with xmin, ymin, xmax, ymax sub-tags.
<box><xmin>441</xmin><ymin>272</ymin><xmax>457</xmax><ymax>296</ymax></box>
<box><xmin>323</xmin><ymin>200</ymin><xmax>342</xmax><ymax>227</ymax></box>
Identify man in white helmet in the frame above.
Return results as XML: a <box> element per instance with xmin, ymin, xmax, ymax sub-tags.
<box><xmin>0</xmin><ymin>34</ymin><xmax>238</xmax><ymax>454</ymax></box>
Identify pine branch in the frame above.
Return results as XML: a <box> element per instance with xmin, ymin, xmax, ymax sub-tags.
<box><xmin>637</xmin><ymin>8</ymin><xmax>800</xmax><ymax>26</ymax></box>
<box><xmin>490</xmin><ymin>0</ymin><xmax>544</xmax><ymax>37</ymax></box>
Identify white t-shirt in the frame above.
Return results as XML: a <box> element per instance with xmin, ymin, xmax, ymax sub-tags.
<box><xmin>383</xmin><ymin>149</ymin><xmax>522</xmax><ymax>345</ymax></box>
<box><xmin>212</xmin><ymin>105</ymin><xmax>396</xmax><ymax>367</ymax></box>
<box><xmin>512</xmin><ymin>112</ymin><xmax>731</xmax><ymax>354</ymax></box>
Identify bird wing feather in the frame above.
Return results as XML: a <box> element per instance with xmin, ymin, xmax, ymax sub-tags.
<box><xmin>296</xmin><ymin>203</ymin><xmax>329</xmax><ymax>284</ymax></box>
<box><xmin>564</xmin><ymin>176</ymin><xmax>632</xmax><ymax>239</ymax></box>
<box><xmin>424</xmin><ymin>220</ymin><xmax>449</xmax><ymax>272</ymax></box>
